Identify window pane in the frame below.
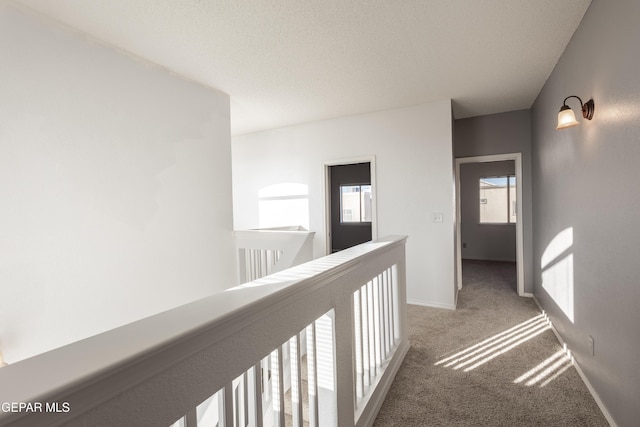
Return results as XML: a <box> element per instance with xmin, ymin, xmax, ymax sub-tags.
<box><xmin>509</xmin><ymin>176</ymin><xmax>517</xmax><ymax>223</ymax></box>
<box><xmin>360</xmin><ymin>185</ymin><xmax>372</xmax><ymax>222</ymax></box>
<box><xmin>479</xmin><ymin>176</ymin><xmax>517</xmax><ymax>224</ymax></box>
<box><xmin>480</xmin><ymin>178</ymin><xmax>508</xmax><ymax>223</ymax></box>
<box><xmin>341</xmin><ymin>185</ymin><xmax>361</xmax><ymax>223</ymax></box>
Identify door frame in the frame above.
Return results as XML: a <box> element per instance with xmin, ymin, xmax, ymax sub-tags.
<box><xmin>455</xmin><ymin>153</ymin><xmax>525</xmax><ymax>296</ymax></box>
<box><xmin>323</xmin><ymin>156</ymin><xmax>378</xmax><ymax>255</ymax></box>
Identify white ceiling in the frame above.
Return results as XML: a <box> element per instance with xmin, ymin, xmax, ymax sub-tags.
<box><xmin>14</xmin><ymin>0</ymin><xmax>591</xmax><ymax>135</ymax></box>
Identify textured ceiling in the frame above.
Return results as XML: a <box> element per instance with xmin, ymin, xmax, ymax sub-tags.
<box><xmin>14</xmin><ymin>0</ymin><xmax>591</xmax><ymax>135</ymax></box>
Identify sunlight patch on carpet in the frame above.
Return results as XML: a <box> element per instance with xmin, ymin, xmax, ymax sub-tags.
<box><xmin>434</xmin><ymin>314</ymin><xmax>551</xmax><ymax>372</ymax></box>
<box><xmin>514</xmin><ymin>349</ymin><xmax>572</xmax><ymax>387</ymax></box>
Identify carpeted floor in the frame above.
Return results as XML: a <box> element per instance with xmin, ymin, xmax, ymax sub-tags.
<box><xmin>374</xmin><ymin>260</ymin><xmax>609</xmax><ymax>426</ymax></box>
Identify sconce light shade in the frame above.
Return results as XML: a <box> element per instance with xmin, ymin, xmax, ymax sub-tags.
<box><xmin>556</xmin><ymin>96</ymin><xmax>595</xmax><ymax>130</ymax></box>
<box><xmin>557</xmin><ymin>106</ymin><xmax>580</xmax><ymax>129</ymax></box>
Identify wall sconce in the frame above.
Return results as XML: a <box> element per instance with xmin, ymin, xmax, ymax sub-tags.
<box><xmin>556</xmin><ymin>96</ymin><xmax>595</xmax><ymax>129</ymax></box>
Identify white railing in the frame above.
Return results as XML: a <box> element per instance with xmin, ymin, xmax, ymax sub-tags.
<box><xmin>235</xmin><ymin>226</ymin><xmax>315</xmax><ymax>283</ymax></box>
<box><xmin>0</xmin><ymin>236</ymin><xmax>408</xmax><ymax>427</ymax></box>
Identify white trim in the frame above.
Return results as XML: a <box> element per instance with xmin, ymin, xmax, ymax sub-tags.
<box><xmin>522</xmin><ymin>292</ymin><xmax>534</xmax><ymax>298</ymax></box>
<box><xmin>462</xmin><ymin>256</ymin><xmax>517</xmax><ymax>263</ymax></box>
<box><xmin>1</xmin><ymin>237</ymin><xmax>409</xmax><ymax>427</ymax></box>
<box><xmin>407</xmin><ymin>299</ymin><xmax>456</xmax><ymax>311</ymax></box>
<box><xmin>455</xmin><ymin>153</ymin><xmax>525</xmax><ymax>296</ymax></box>
<box><xmin>354</xmin><ymin>341</ymin><xmax>409</xmax><ymax>427</ymax></box>
<box><xmin>570</xmin><ymin>357</ymin><xmax>617</xmax><ymax>427</ymax></box>
<box><xmin>323</xmin><ymin>156</ymin><xmax>378</xmax><ymax>255</ymax></box>
<box><xmin>531</xmin><ymin>296</ymin><xmax>618</xmax><ymax>427</ymax></box>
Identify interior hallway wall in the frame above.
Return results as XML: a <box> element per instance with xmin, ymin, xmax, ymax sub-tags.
<box><xmin>0</xmin><ymin>3</ymin><xmax>236</xmax><ymax>363</ymax></box>
<box><xmin>232</xmin><ymin>101</ymin><xmax>456</xmax><ymax>309</ymax></box>
<box><xmin>454</xmin><ymin>110</ymin><xmax>533</xmax><ymax>293</ymax></box>
<box><xmin>531</xmin><ymin>0</ymin><xmax>640</xmax><ymax>425</ymax></box>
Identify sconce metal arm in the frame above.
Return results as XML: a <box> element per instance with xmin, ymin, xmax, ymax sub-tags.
<box><xmin>562</xmin><ymin>95</ymin><xmax>595</xmax><ymax>120</ymax></box>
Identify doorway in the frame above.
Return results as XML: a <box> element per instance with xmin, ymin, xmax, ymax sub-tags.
<box><xmin>324</xmin><ymin>157</ymin><xmax>377</xmax><ymax>254</ymax></box>
<box><xmin>455</xmin><ymin>153</ymin><xmax>525</xmax><ymax>296</ymax></box>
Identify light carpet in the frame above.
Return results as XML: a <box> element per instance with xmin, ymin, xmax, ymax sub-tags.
<box><xmin>374</xmin><ymin>260</ymin><xmax>608</xmax><ymax>426</ymax></box>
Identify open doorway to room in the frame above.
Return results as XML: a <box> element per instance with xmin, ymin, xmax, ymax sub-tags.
<box><xmin>324</xmin><ymin>157</ymin><xmax>377</xmax><ymax>254</ymax></box>
<box><xmin>455</xmin><ymin>154</ymin><xmax>524</xmax><ymax>296</ymax></box>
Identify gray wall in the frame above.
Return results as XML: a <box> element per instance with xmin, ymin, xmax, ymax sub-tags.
<box><xmin>454</xmin><ymin>110</ymin><xmax>533</xmax><ymax>292</ymax></box>
<box><xmin>460</xmin><ymin>161</ymin><xmax>516</xmax><ymax>262</ymax></box>
<box><xmin>531</xmin><ymin>0</ymin><xmax>640</xmax><ymax>425</ymax></box>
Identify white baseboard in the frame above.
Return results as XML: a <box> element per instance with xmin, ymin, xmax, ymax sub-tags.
<box><xmin>531</xmin><ymin>295</ymin><xmax>617</xmax><ymax>427</ymax></box>
<box><xmin>461</xmin><ymin>257</ymin><xmax>517</xmax><ymax>263</ymax></box>
<box><xmin>522</xmin><ymin>292</ymin><xmax>534</xmax><ymax>298</ymax></box>
<box><xmin>406</xmin><ymin>299</ymin><xmax>456</xmax><ymax>310</ymax></box>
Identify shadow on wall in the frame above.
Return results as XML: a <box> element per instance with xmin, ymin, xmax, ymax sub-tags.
<box><xmin>258</xmin><ymin>183</ymin><xmax>309</xmax><ymax>229</ymax></box>
<box><xmin>541</xmin><ymin>227</ymin><xmax>574</xmax><ymax>323</ymax></box>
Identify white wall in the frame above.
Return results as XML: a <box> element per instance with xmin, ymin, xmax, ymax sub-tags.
<box><xmin>0</xmin><ymin>3</ymin><xmax>236</xmax><ymax>363</ymax></box>
<box><xmin>232</xmin><ymin>101</ymin><xmax>455</xmax><ymax>308</ymax></box>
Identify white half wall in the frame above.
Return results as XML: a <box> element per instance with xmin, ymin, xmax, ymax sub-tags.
<box><xmin>0</xmin><ymin>3</ymin><xmax>236</xmax><ymax>363</ymax></box>
<box><xmin>232</xmin><ymin>101</ymin><xmax>455</xmax><ymax>308</ymax></box>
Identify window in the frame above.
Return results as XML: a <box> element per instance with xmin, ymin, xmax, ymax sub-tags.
<box><xmin>479</xmin><ymin>176</ymin><xmax>516</xmax><ymax>224</ymax></box>
<box><xmin>340</xmin><ymin>184</ymin><xmax>372</xmax><ymax>223</ymax></box>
